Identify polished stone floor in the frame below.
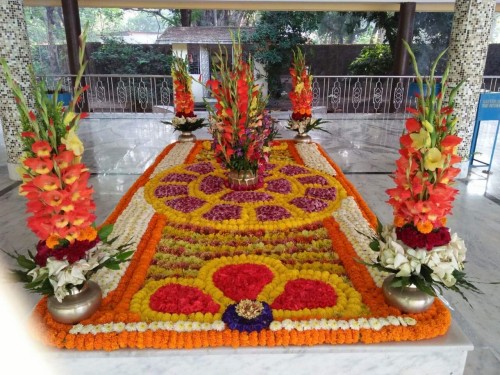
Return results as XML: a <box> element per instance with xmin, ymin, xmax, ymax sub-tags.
<box><xmin>1</xmin><ymin>113</ymin><xmax>500</xmax><ymax>374</ymax></box>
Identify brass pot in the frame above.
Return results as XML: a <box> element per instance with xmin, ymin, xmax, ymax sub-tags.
<box><xmin>47</xmin><ymin>281</ymin><xmax>102</xmax><ymax>324</ymax></box>
<box><xmin>294</xmin><ymin>133</ymin><xmax>312</xmax><ymax>143</ymax></box>
<box><xmin>382</xmin><ymin>275</ymin><xmax>434</xmax><ymax>313</ymax></box>
<box><xmin>178</xmin><ymin>131</ymin><xmax>196</xmax><ymax>142</ymax></box>
<box><xmin>227</xmin><ymin>169</ymin><xmax>259</xmax><ymax>189</ymax></box>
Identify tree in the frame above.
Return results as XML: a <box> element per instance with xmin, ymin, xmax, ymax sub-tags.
<box><xmin>412</xmin><ymin>12</ymin><xmax>453</xmax><ymax>74</ymax></box>
<box><xmin>348</xmin><ymin>44</ymin><xmax>393</xmax><ymax>75</ymax></box>
<box><xmin>316</xmin><ymin>12</ymin><xmax>371</xmax><ymax>44</ymax></box>
<box><xmin>247</xmin><ymin>11</ymin><xmax>322</xmax><ymax>98</ymax></box>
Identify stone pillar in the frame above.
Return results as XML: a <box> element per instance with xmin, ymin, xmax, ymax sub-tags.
<box><xmin>447</xmin><ymin>0</ymin><xmax>496</xmax><ymax>158</ymax></box>
<box><xmin>0</xmin><ymin>0</ymin><xmax>33</xmax><ymax>181</ymax></box>
<box><xmin>199</xmin><ymin>45</ymin><xmax>210</xmax><ymax>97</ymax></box>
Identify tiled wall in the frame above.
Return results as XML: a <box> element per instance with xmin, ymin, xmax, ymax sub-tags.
<box><xmin>0</xmin><ymin>0</ymin><xmax>33</xmax><ymax>166</ymax></box>
<box><xmin>447</xmin><ymin>0</ymin><xmax>496</xmax><ymax>157</ymax></box>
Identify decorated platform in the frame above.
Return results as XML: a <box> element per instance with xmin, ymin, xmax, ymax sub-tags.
<box><xmin>32</xmin><ymin>140</ymin><xmax>452</xmax><ymax>350</ymax></box>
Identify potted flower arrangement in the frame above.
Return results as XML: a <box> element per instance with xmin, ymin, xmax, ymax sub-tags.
<box><xmin>286</xmin><ymin>48</ymin><xmax>328</xmax><ymax>143</ymax></box>
<box><xmin>162</xmin><ymin>55</ymin><xmax>206</xmax><ymax>142</ymax></box>
<box><xmin>205</xmin><ymin>36</ymin><xmax>276</xmax><ymax>190</ymax></box>
<box><xmin>0</xmin><ymin>28</ymin><xmax>132</xmax><ymax>324</ymax></box>
<box><xmin>362</xmin><ymin>41</ymin><xmax>479</xmax><ymax>313</ymax></box>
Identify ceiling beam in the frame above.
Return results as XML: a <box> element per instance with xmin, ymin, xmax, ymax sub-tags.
<box><xmin>22</xmin><ymin>1</ymin><xmax>500</xmax><ymax>12</ymax></box>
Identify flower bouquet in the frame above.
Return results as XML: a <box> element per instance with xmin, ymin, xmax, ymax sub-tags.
<box><xmin>362</xmin><ymin>42</ymin><xmax>479</xmax><ymax>310</ymax></box>
<box><xmin>205</xmin><ymin>36</ymin><xmax>277</xmax><ymax>190</ymax></box>
<box><xmin>162</xmin><ymin>55</ymin><xmax>205</xmax><ymax>142</ymax></box>
<box><xmin>1</xmin><ymin>28</ymin><xmax>132</xmax><ymax>321</ymax></box>
<box><xmin>286</xmin><ymin>48</ymin><xmax>328</xmax><ymax>141</ymax></box>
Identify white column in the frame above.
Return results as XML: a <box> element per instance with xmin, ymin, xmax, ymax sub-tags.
<box><xmin>0</xmin><ymin>0</ymin><xmax>33</xmax><ymax>181</ymax></box>
<box><xmin>447</xmin><ymin>0</ymin><xmax>496</xmax><ymax>160</ymax></box>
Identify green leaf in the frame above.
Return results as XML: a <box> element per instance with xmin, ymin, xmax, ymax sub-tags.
<box><xmin>115</xmin><ymin>250</ymin><xmax>134</xmax><ymax>261</ymax></box>
<box><xmin>98</xmin><ymin>224</ymin><xmax>114</xmax><ymax>242</ymax></box>
<box><xmin>16</xmin><ymin>254</ymin><xmax>36</xmax><ymax>270</ymax></box>
<box><xmin>412</xmin><ymin>276</ymin><xmax>436</xmax><ymax>296</ymax></box>
<box><xmin>104</xmin><ymin>262</ymin><xmax>121</xmax><ymax>270</ymax></box>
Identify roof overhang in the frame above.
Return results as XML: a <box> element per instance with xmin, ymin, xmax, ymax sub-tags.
<box><xmin>23</xmin><ymin>1</ymin><xmax>500</xmax><ymax>12</ymax></box>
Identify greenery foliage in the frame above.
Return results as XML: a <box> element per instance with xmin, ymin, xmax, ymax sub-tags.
<box><xmin>245</xmin><ymin>11</ymin><xmax>322</xmax><ymax>99</ymax></box>
<box><xmin>348</xmin><ymin>44</ymin><xmax>393</xmax><ymax>75</ymax></box>
<box><xmin>90</xmin><ymin>38</ymin><xmax>172</xmax><ymax>75</ymax></box>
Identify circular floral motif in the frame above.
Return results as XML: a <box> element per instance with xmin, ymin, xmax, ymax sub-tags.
<box><xmin>144</xmin><ymin>161</ymin><xmax>347</xmax><ymax>230</ymax></box>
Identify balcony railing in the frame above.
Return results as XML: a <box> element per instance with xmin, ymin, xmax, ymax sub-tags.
<box><xmin>39</xmin><ymin>74</ymin><xmax>173</xmax><ymax>113</ymax></box>
<box><xmin>38</xmin><ymin>74</ymin><xmax>500</xmax><ymax>115</ymax></box>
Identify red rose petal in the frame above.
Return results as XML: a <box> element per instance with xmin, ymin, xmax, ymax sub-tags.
<box><xmin>213</xmin><ymin>263</ymin><xmax>274</xmax><ymax>301</ymax></box>
<box><xmin>149</xmin><ymin>283</ymin><xmax>220</xmax><ymax>314</ymax></box>
<box><xmin>271</xmin><ymin>278</ymin><xmax>337</xmax><ymax>310</ymax></box>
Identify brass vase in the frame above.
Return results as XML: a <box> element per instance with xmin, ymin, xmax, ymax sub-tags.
<box><xmin>294</xmin><ymin>133</ymin><xmax>312</xmax><ymax>143</ymax></box>
<box><xmin>227</xmin><ymin>169</ymin><xmax>259</xmax><ymax>189</ymax></box>
<box><xmin>47</xmin><ymin>281</ymin><xmax>102</xmax><ymax>324</ymax></box>
<box><xmin>178</xmin><ymin>131</ymin><xmax>196</xmax><ymax>142</ymax></box>
<box><xmin>382</xmin><ymin>275</ymin><xmax>434</xmax><ymax>313</ymax></box>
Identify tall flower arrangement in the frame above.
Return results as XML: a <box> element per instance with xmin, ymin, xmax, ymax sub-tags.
<box><xmin>162</xmin><ymin>55</ymin><xmax>205</xmax><ymax>132</ymax></box>
<box><xmin>206</xmin><ymin>36</ymin><xmax>276</xmax><ymax>183</ymax></box>
<box><xmin>1</xmin><ymin>28</ymin><xmax>131</xmax><ymax>302</ymax></box>
<box><xmin>363</xmin><ymin>42</ymin><xmax>480</xmax><ymax>300</ymax></box>
<box><xmin>287</xmin><ymin>48</ymin><xmax>327</xmax><ymax>135</ymax></box>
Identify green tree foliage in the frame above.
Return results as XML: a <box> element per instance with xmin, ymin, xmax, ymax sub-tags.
<box><xmin>412</xmin><ymin>13</ymin><xmax>453</xmax><ymax>74</ymax></box>
<box><xmin>90</xmin><ymin>38</ymin><xmax>171</xmax><ymax>74</ymax></box>
<box><xmin>317</xmin><ymin>12</ymin><xmax>372</xmax><ymax>44</ymax></box>
<box><xmin>246</xmin><ymin>11</ymin><xmax>322</xmax><ymax>98</ymax></box>
<box><xmin>348</xmin><ymin>44</ymin><xmax>393</xmax><ymax>75</ymax></box>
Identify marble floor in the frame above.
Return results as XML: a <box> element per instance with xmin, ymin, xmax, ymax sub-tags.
<box><xmin>1</xmin><ymin>113</ymin><xmax>500</xmax><ymax>374</ymax></box>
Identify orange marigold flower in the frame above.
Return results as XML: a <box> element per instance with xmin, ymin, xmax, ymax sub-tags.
<box><xmin>46</xmin><ymin>234</ymin><xmax>61</xmax><ymax>249</ymax></box>
<box><xmin>77</xmin><ymin>226</ymin><xmax>97</xmax><ymax>242</ymax></box>
<box><xmin>394</xmin><ymin>216</ymin><xmax>406</xmax><ymax>227</ymax></box>
<box><xmin>416</xmin><ymin>220</ymin><xmax>433</xmax><ymax>234</ymax></box>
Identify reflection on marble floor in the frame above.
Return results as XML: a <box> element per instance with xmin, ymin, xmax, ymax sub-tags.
<box><xmin>1</xmin><ymin>113</ymin><xmax>500</xmax><ymax>374</ymax></box>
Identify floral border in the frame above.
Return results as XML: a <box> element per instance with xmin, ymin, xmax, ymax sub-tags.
<box><xmin>30</xmin><ymin>140</ymin><xmax>451</xmax><ymax>350</ymax></box>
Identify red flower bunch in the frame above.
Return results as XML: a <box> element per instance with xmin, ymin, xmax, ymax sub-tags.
<box><xmin>206</xmin><ymin>35</ymin><xmax>274</xmax><ymax>175</ymax></box>
<box><xmin>163</xmin><ymin>55</ymin><xmax>206</xmax><ymax>132</ymax></box>
<box><xmin>386</xmin><ymin>42</ymin><xmax>463</xmax><ymax>235</ymax></box>
<box><xmin>396</xmin><ymin>225</ymin><xmax>451</xmax><ymax>250</ymax></box>
<box><xmin>289</xmin><ymin>48</ymin><xmax>313</xmax><ymax>122</ymax></box>
<box><xmin>171</xmin><ymin>55</ymin><xmax>195</xmax><ymax>118</ymax></box>
<box><xmin>2</xmin><ymin>27</ymin><xmax>97</xmax><ymax>249</ymax></box>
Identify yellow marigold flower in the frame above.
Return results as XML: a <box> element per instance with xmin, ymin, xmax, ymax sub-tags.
<box><xmin>417</xmin><ymin>220</ymin><xmax>433</xmax><ymax>234</ymax></box>
<box><xmin>61</xmin><ymin>128</ymin><xmax>84</xmax><ymax>156</ymax></box>
<box><xmin>410</xmin><ymin>128</ymin><xmax>431</xmax><ymax>149</ymax></box>
<box><xmin>77</xmin><ymin>226</ymin><xmax>98</xmax><ymax>242</ymax></box>
<box><xmin>424</xmin><ymin>147</ymin><xmax>445</xmax><ymax>171</ymax></box>
<box><xmin>46</xmin><ymin>234</ymin><xmax>61</xmax><ymax>249</ymax></box>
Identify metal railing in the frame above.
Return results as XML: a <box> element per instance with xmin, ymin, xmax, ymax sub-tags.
<box><xmin>38</xmin><ymin>74</ymin><xmax>500</xmax><ymax>115</ymax></box>
<box><xmin>39</xmin><ymin>74</ymin><xmax>173</xmax><ymax>113</ymax></box>
<box><xmin>311</xmin><ymin>75</ymin><xmax>500</xmax><ymax>114</ymax></box>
